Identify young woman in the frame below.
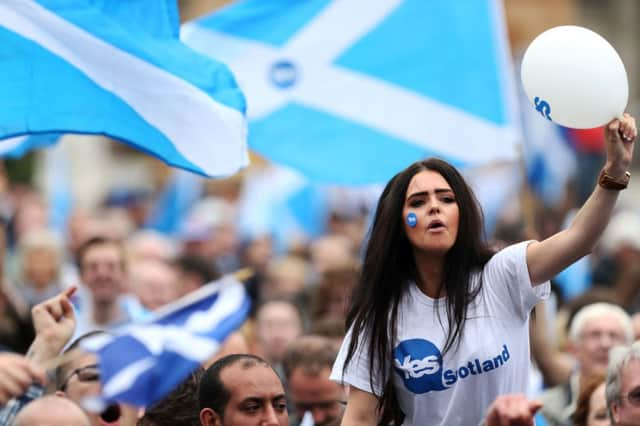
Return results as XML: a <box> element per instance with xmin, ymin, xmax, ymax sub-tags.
<box><xmin>330</xmin><ymin>115</ymin><xmax>636</xmax><ymax>425</ymax></box>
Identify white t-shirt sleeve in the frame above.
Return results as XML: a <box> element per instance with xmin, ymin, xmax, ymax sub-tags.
<box><xmin>330</xmin><ymin>327</ymin><xmax>384</xmax><ymax>397</ymax></box>
<box><xmin>482</xmin><ymin>240</ymin><xmax>550</xmax><ymax>322</ymax></box>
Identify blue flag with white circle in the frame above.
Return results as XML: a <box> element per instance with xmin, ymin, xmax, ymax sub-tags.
<box><xmin>183</xmin><ymin>0</ymin><xmax>520</xmax><ymax>184</ymax></box>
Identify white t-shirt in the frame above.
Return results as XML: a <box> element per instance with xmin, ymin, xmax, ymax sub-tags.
<box><xmin>330</xmin><ymin>241</ymin><xmax>549</xmax><ymax>425</ymax></box>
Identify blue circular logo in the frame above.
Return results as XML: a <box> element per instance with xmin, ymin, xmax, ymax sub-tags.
<box><xmin>393</xmin><ymin>339</ymin><xmax>447</xmax><ymax>393</ymax></box>
<box><xmin>407</xmin><ymin>213</ymin><xmax>417</xmax><ymax>228</ymax></box>
<box><xmin>269</xmin><ymin>60</ymin><xmax>299</xmax><ymax>89</ymax></box>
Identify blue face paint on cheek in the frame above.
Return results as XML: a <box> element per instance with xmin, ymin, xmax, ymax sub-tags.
<box><xmin>407</xmin><ymin>213</ymin><xmax>417</xmax><ymax>228</ymax></box>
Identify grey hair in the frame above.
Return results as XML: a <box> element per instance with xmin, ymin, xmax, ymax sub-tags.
<box><xmin>605</xmin><ymin>341</ymin><xmax>640</xmax><ymax>423</ymax></box>
<box><xmin>17</xmin><ymin>228</ymin><xmax>63</xmax><ymax>280</ymax></box>
<box><xmin>568</xmin><ymin>303</ymin><xmax>634</xmax><ymax>344</ymax></box>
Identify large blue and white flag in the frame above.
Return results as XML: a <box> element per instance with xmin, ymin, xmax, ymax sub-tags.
<box><xmin>81</xmin><ymin>276</ymin><xmax>251</xmax><ymax>408</ymax></box>
<box><xmin>0</xmin><ymin>0</ymin><xmax>248</xmax><ymax>177</ymax></box>
<box><xmin>183</xmin><ymin>0</ymin><xmax>520</xmax><ymax>184</ymax></box>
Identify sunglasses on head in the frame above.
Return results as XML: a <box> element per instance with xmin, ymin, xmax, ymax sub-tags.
<box><xmin>59</xmin><ymin>364</ymin><xmax>100</xmax><ymax>391</ymax></box>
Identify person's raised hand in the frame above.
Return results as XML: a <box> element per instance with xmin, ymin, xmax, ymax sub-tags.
<box><xmin>484</xmin><ymin>394</ymin><xmax>542</xmax><ymax>426</ymax></box>
<box><xmin>605</xmin><ymin>113</ymin><xmax>636</xmax><ymax>177</ymax></box>
<box><xmin>0</xmin><ymin>352</ymin><xmax>46</xmax><ymax>405</ymax></box>
<box><xmin>28</xmin><ymin>286</ymin><xmax>77</xmax><ymax>365</ymax></box>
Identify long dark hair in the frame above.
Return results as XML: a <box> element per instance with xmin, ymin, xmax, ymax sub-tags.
<box><xmin>343</xmin><ymin>158</ymin><xmax>495</xmax><ymax>424</ymax></box>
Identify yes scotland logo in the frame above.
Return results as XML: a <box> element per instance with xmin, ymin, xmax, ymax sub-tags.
<box><xmin>270</xmin><ymin>60</ymin><xmax>299</xmax><ymax>89</ymax></box>
<box><xmin>393</xmin><ymin>339</ymin><xmax>511</xmax><ymax>394</ymax></box>
<box><xmin>393</xmin><ymin>339</ymin><xmax>447</xmax><ymax>393</ymax></box>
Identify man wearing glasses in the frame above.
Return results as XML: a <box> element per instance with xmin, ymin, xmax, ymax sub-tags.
<box><xmin>0</xmin><ymin>286</ymin><xmax>138</xmax><ymax>426</ymax></box>
<box><xmin>55</xmin><ymin>331</ymin><xmax>139</xmax><ymax>426</ymax></box>
<box><xmin>606</xmin><ymin>341</ymin><xmax>640</xmax><ymax>425</ymax></box>
<box><xmin>283</xmin><ymin>335</ymin><xmax>346</xmax><ymax>426</ymax></box>
<box><xmin>540</xmin><ymin>303</ymin><xmax>634</xmax><ymax>426</ymax></box>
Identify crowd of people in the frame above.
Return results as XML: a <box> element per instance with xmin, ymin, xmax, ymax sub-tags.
<box><xmin>0</xmin><ymin>116</ymin><xmax>639</xmax><ymax>425</ymax></box>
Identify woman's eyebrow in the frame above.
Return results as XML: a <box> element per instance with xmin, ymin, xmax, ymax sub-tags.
<box><xmin>406</xmin><ymin>188</ymin><xmax>453</xmax><ymax>199</ymax></box>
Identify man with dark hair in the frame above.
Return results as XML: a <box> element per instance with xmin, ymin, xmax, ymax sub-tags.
<box><xmin>174</xmin><ymin>254</ymin><xmax>220</xmax><ymax>298</ymax></box>
<box><xmin>138</xmin><ymin>367</ymin><xmax>205</xmax><ymax>426</ymax></box>
<box><xmin>76</xmin><ymin>236</ymin><xmax>127</xmax><ymax>274</ymax></box>
<box><xmin>198</xmin><ymin>354</ymin><xmax>288</xmax><ymax>426</ymax></box>
<box><xmin>75</xmin><ymin>236</ymin><xmax>132</xmax><ymax>334</ymax></box>
<box><xmin>283</xmin><ymin>335</ymin><xmax>346</xmax><ymax>426</ymax></box>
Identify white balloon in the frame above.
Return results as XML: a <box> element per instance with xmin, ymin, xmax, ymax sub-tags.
<box><xmin>521</xmin><ymin>25</ymin><xmax>628</xmax><ymax>129</ymax></box>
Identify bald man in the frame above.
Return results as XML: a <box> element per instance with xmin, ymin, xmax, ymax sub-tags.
<box><xmin>14</xmin><ymin>395</ymin><xmax>90</xmax><ymax>426</ymax></box>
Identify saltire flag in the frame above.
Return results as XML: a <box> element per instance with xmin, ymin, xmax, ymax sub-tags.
<box><xmin>182</xmin><ymin>0</ymin><xmax>520</xmax><ymax>185</ymax></box>
<box><xmin>0</xmin><ymin>0</ymin><xmax>248</xmax><ymax>178</ymax></box>
<box><xmin>81</xmin><ymin>275</ymin><xmax>251</xmax><ymax>408</ymax></box>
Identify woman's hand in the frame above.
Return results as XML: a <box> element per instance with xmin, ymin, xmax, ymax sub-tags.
<box><xmin>527</xmin><ymin>113</ymin><xmax>637</xmax><ymax>285</ymax></box>
<box><xmin>604</xmin><ymin>113</ymin><xmax>636</xmax><ymax>177</ymax></box>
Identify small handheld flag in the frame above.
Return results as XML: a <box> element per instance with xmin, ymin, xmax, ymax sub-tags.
<box><xmin>81</xmin><ymin>276</ymin><xmax>251</xmax><ymax>408</ymax></box>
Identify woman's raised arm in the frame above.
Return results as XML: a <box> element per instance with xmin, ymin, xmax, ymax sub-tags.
<box><xmin>526</xmin><ymin>114</ymin><xmax>636</xmax><ymax>285</ymax></box>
